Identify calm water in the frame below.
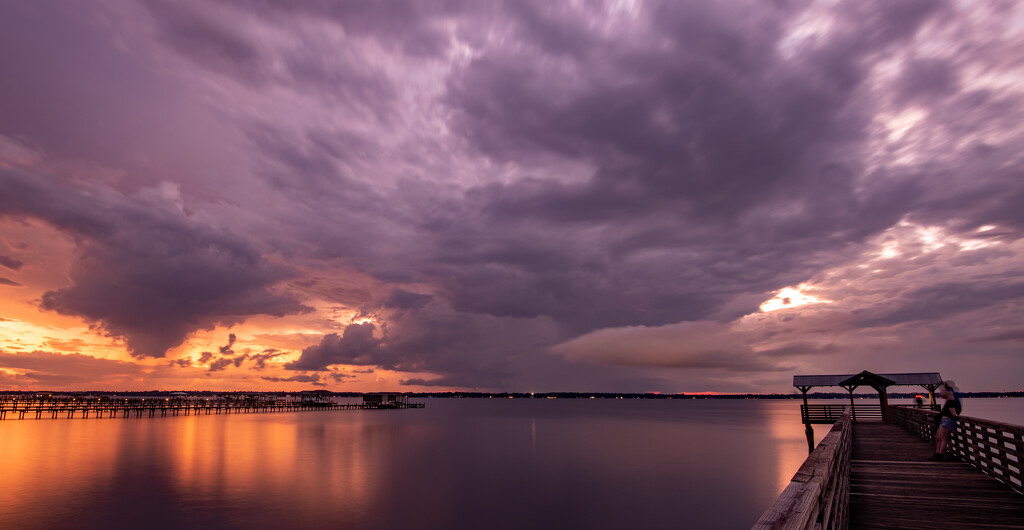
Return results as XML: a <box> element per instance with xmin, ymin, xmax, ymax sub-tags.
<box><xmin>1</xmin><ymin>398</ymin><xmax>1020</xmax><ymax>529</ymax></box>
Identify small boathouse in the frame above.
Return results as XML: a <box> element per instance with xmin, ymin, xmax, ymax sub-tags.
<box><xmin>362</xmin><ymin>392</ymin><xmax>410</xmax><ymax>407</ymax></box>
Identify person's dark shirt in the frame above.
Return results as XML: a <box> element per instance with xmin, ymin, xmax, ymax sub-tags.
<box><xmin>939</xmin><ymin>393</ymin><xmax>962</xmax><ymax>419</ymax></box>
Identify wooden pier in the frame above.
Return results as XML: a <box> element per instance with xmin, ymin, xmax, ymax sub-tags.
<box><xmin>0</xmin><ymin>395</ymin><xmax>424</xmax><ymax>420</ymax></box>
<box><xmin>754</xmin><ymin>405</ymin><xmax>1024</xmax><ymax>529</ymax></box>
<box><xmin>849</xmin><ymin>421</ymin><xmax>1024</xmax><ymax>529</ymax></box>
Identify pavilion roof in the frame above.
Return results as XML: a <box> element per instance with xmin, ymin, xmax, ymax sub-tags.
<box><xmin>793</xmin><ymin>371</ymin><xmax>943</xmax><ymax>389</ymax></box>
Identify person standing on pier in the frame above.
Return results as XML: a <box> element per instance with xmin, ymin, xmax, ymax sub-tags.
<box><xmin>928</xmin><ymin>381</ymin><xmax>962</xmax><ymax>461</ymax></box>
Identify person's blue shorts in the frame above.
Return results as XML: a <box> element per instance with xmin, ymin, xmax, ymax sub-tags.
<box><xmin>940</xmin><ymin>416</ymin><xmax>957</xmax><ymax>430</ymax></box>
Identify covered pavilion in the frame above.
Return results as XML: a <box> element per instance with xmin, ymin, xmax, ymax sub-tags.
<box><xmin>792</xmin><ymin>370</ymin><xmax>945</xmax><ymax>451</ymax></box>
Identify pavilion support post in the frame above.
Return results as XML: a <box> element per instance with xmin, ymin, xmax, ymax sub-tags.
<box><xmin>842</xmin><ymin>384</ymin><xmax>858</xmax><ymax>422</ymax></box>
<box><xmin>876</xmin><ymin>385</ymin><xmax>891</xmax><ymax>422</ymax></box>
<box><xmin>797</xmin><ymin>385</ymin><xmax>814</xmax><ymax>453</ymax></box>
<box><xmin>923</xmin><ymin>383</ymin><xmax>939</xmax><ymax>410</ymax></box>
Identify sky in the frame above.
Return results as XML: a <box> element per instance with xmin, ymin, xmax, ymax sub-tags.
<box><xmin>1</xmin><ymin>0</ymin><xmax>1022</xmax><ymax>393</ymax></box>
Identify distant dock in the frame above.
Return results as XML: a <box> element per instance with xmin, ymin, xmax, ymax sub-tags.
<box><xmin>0</xmin><ymin>393</ymin><xmax>424</xmax><ymax>420</ymax></box>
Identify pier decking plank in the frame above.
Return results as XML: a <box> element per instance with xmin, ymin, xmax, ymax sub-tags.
<box><xmin>849</xmin><ymin>422</ymin><xmax>1024</xmax><ymax>529</ymax></box>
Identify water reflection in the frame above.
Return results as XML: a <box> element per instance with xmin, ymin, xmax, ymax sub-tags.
<box><xmin>10</xmin><ymin>399</ymin><xmax>1015</xmax><ymax>529</ymax></box>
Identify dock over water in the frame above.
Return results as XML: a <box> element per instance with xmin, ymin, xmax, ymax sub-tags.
<box><xmin>0</xmin><ymin>393</ymin><xmax>424</xmax><ymax>420</ymax></box>
<box><xmin>755</xmin><ymin>372</ymin><xmax>1024</xmax><ymax>529</ymax></box>
<box><xmin>850</xmin><ymin>422</ymin><xmax>1024</xmax><ymax>529</ymax></box>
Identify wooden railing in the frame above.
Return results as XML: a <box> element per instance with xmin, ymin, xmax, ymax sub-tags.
<box><xmin>801</xmin><ymin>404</ymin><xmax>847</xmax><ymax>424</ymax></box>
<box><xmin>889</xmin><ymin>405</ymin><xmax>1023</xmax><ymax>494</ymax></box>
<box><xmin>753</xmin><ymin>412</ymin><xmax>852</xmax><ymax>530</ymax></box>
<box><xmin>801</xmin><ymin>403</ymin><xmax>889</xmax><ymax>424</ymax></box>
<box><xmin>848</xmin><ymin>406</ymin><xmax>882</xmax><ymax>421</ymax></box>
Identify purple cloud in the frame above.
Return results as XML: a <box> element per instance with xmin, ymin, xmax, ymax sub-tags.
<box><xmin>248</xmin><ymin>349</ymin><xmax>285</xmax><ymax>370</ymax></box>
<box><xmin>0</xmin><ymin>256</ymin><xmax>22</xmax><ymax>270</ymax></box>
<box><xmin>0</xmin><ymin>168</ymin><xmax>311</xmax><ymax>358</ymax></box>
<box><xmin>2</xmin><ymin>0</ymin><xmax>1024</xmax><ymax>391</ymax></box>
<box><xmin>219</xmin><ymin>333</ymin><xmax>237</xmax><ymax>355</ymax></box>
<box><xmin>261</xmin><ymin>373</ymin><xmax>326</xmax><ymax>386</ymax></box>
<box><xmin>287</xmin><ymin>322</ymin><xmax>383</xmax><ymax>371</ymax></box>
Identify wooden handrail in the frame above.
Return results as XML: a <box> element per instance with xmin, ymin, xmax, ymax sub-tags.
<box><xmin>801</xmin><ymin>404</ymin><xmax>847</xmax><ymax>424</ymax></box>
<box><xmin>752</xmin><ymin>412</ymin><xmax>852</xmax><ymax>530</ymax></box>
<box><xmin>800</xmin><ymin>404</ymin><xmax>886</xmax><ymax>424</ymax></box>
<box><xmin>888</xmin><ymin>405</ymin><xmax>1023</xmax><ymax>494</ymax></box>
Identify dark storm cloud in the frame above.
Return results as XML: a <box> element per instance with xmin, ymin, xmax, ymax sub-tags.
<box><xmin>248</xmin><ymin>349</ymin><xmax>285</xmax><ymax>370</ymax></box>
<box><xmin>895</xmin><ymin>58</ymin><xmax>959</xmax><ymax>104</ymax></box>
<box><xmin>0</xmin><ymin>277</ymin><xmax>20</xmax><ymax>287</ymax></box>
<box><xmin>215</xmin><ymin>0</ymin><xmax>463</xmax><ymax>57</ymax></box>
<box><xmin>0</xmin><ymin>256</ymin><xmax>22</xmax><ymax>270</ymax></box>
<box><xmin>382</xmin><ymin>289</ymin><xmax>434</xmax><ymax>310</ymax></box>
<box><xmin>857</xmin><ymin>279</ymin><xmax>1024</xmax><ymax>327</ymax></box>
<box><xmin>286</xmin><ymin>301</ymin><xmax>622</xmax><ymax>389</ymax></box>
<box><xmin>760</xmin><ymin>343</ymin><xmax>841</xmax><ymax>358</ymax></box>
<box><xmin>208</xmin><ymin>357</ymin><xmax>234</xmax><ymax>372</ymax></box>
<box><xmin>328</xmin><ymin>371</ymin><xmax>355</xmax><ymax>382</ymax></box>
<box><xmin>3</xmin><ymin>0</ymin><xmax>1024</xmax><ymax>391</ymax></box>
<box><xmin>143</xmin><ymin>0</ymin><xmax>400</xmax><ymax>113</ymax></box>
<box><xmin>261</xmin><ymin>373</ymin><xmax>326</xmax><ymax>386</ymax></box>
<box><xmin>145</xmin><ymin>0</ymin><xmax>269</xmax><ymax>84</ymax></box>
<box><xmin>208</xmin><ymin>353</ymin><xmax>248</xmax><ymax>372</ymax></box>
<box><xmin>912</xmin><ymin>154</ymin><xmax>1024</xmax><ymax>235</ymax></box>
<box><xmin>969</xmin><ymin>329</ymin><xmax>1024</xmax><ymax>343</ymax></box>
<box><xmin>417</xmin><ymin>0</ymin><xmax>944</xmax><ymax>331</ymax></box>
<box><xmin>286</xmin><ymin>322</ymin><xmax>383</xmax><ymax>371</ymax></box>
<box><xmin>0</xmin><ymin>168</ymin><xmax>311</xmax><ymax>358</ymax></box>
<box><xmin>219</xmin><ymin>333</ymin><xmax>237</xmax><ymax>355</ymax></box>
<box><xmin>0</xmin><ymin>3</ymin><xmax>233</xmax><ymax>182</ymax></box>
<box><xmin>271</xmin><ymin>0</ymin><xmax>1019</xmax><ymax>387</ymax></box>
<box><xmin>244</xmin><ymin>125</ymin><xmax>383</xmax><ymax>202</ymax></box>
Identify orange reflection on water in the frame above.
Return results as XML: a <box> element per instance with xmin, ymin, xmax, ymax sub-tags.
<box><xmin>0</xmin><ymin>420</ymin><xmax>121</xmax><ymax>519</ymax></box>
<box><xmin>164</xmin><ymin>413</ymin><xmax>375</xmax><ymax>523</ymax></box>
<box><xmin>764</xmin><ymin>401</ymin><xmax>827</xmax><ymax>495</ymax></box>
<box><xmin>0</xmin><ymin>400</ymin><xmax>876</xmax><ymax>528</ymax></box>
<box><xmin>0</xmin><ymin>412</ymin><xmax>387</xmax><ymax>528</ymax></box>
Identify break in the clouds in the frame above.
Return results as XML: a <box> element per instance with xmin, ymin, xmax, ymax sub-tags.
<box><xmin>0</xmin><ymin>0</ymin><xmax>1023</xmax><ymax>392</ymax></box>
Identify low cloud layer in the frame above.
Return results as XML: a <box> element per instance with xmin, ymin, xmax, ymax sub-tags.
<box><xmin>0</xmin><ymin>350</ymin><xmax>143</xmax><ymax>387</ymax></box>
<box><xmin>552</xmin><ymin>321</ymin><xmax>779</xmax><ymax>371</ymax></box>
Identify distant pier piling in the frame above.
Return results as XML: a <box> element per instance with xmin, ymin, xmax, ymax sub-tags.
<box><xmin>0</xmin><ymin>394</ymin><xmax>423</xmax><ymax>421</ymax></box>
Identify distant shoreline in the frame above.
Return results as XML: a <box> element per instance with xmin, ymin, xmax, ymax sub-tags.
<box><xmin>3</xmin><ymin>390</ymin><xmax>1023</xmax><ymax>399</ymax></box>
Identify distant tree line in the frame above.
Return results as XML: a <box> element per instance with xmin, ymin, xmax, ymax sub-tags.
<box><xmin>3</xmin><ymin>390</ymin><xmax>1022</xmax><ymax>399</ymax></box>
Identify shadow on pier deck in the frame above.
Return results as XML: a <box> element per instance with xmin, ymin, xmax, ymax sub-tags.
<box><xmin>849</xmin><ymin>421</ymin><xmax>1024</xmax><ymax>529</ymax></box>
